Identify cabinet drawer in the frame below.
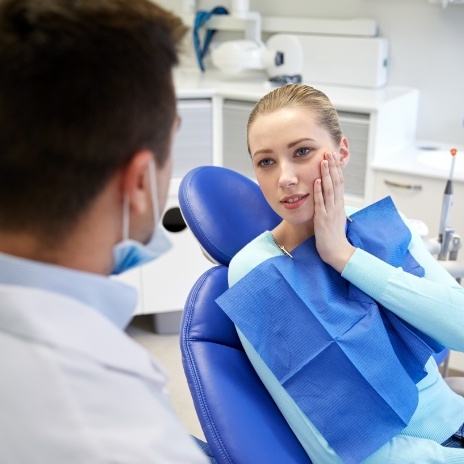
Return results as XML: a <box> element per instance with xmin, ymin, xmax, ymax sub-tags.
<box><xmin>373</xmin><ymin>170</ymin><xmax>464</xmax><ymax>238</ymax></box>
<box><xmin>222</xmin><ymin>100</ymin><xmax>255</xmax><ymax>179</ymax></box>
<box><xmin>338</xmin><ymin>112</ymin><xmax>369</xmax><ymax>198</ymax></box>
<box><xmin>172</xmin><ymin>99</ymin><xmax>212</xmax><ymax>177</ymax></box>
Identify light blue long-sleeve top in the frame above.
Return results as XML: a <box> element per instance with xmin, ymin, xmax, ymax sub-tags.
<box><xmin>227</xmin><ymin>206</ymin><xmax>464</xmax><ymax>464</ymax></box>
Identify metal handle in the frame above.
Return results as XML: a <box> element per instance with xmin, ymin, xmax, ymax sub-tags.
<box><xmin>384</xmin><ymin>179</ymin><xmax>423</xmax><ymax>191</ymax></box>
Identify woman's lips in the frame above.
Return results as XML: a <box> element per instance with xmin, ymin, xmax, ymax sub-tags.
<box><xmin>280</xmin><ymin>194</ymin><xmax>309</xmax><ymax>210</ymax></box>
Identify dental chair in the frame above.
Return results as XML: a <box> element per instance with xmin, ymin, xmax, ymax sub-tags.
<box><xmin>179</xmin><ymin>166</ymin><xmax>311</xmax><ymax>464</ymax></box>
<box><xmin>432</xmin><ymin>348</ymin><xmax>464</xmax><ymax>396</ymax></box>
<box><xmin>433</xmin><ymin>348</ymin><xmax>451</xmax><ymax>378</ymax></box>
<box><xmin>178</xmin><ymin>166</ymin><xmax>464</xmax><ymax>464</ymax></box>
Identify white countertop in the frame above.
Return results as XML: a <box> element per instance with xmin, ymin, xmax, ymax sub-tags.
<box><xmin>373</xmin><ymin>141</ymin><xmax>464</xmax><ymax>182</ymax></box>
<box><xmin>174</xmin><ymin>68</ymin><xmax>419</xmax><ymax>113</ymax></box>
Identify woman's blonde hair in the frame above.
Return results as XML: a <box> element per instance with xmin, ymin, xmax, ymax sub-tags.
<box><xmin>247</xmin><ymin>84</ymin><xmax>342</xmax><ymax>153</ymax></box>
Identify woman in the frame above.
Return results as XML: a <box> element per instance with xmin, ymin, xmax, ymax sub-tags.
<box><xmin>217</xmin><ymin>84</ymin><xmax>464</xmax><ymax>463</ymax></box>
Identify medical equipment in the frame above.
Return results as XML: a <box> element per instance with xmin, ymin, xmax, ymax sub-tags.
<box><xmin>211</xmin><ymin>34</ymin><xmax>304</xmax><ymax>81</ymax></box>
<box><xmin>193</xmin><ymin>2</ymin><xmax>303</xmax><ymax>81</ymax></box>
<box><xmin>437</xmin><ymin>149</ymin><xmax>461</xmax><ymax>273</ymax></box>
<box><xmin>193</xmin><ymin>6</ymin><xmax>229</xmax><ymax>72</ymax></box>
<box><xmin>438</xmin><ymin>149</ymin><xmax>457</xmax><ymax>246</ymax></box>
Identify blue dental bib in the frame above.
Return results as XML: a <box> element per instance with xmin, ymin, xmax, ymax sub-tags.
<box><xmin>216</xmin><ymin>197</ymin><xmax>443</xmax><ymax>464</ymax></box>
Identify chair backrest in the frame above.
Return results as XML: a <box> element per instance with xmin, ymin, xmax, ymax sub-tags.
<box><xmin>179</xmin><ymin>166</ymin><xmax>311</xmax><ymax>464</ymax></box>
<box><xmin>178</xmin><ymin>166</ymin><xmax>280</xmax><ymax>265</ymax></box>
<box><xmin>432</xmin><ymin>347</ymin><xmax>450</xmax><ymax>377</ymax></box>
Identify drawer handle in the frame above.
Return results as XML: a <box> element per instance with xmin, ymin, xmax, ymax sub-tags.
<box><xmin>384</xmin><ymin>179</ymin><xmax>423</xmax><ymax>191</ymax></box>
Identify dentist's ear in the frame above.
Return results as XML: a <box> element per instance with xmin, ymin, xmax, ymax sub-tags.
<box><xmin>338</xmin><ymin>136</ymin><xmax>350</xmax><ymax>168</ymax></box>
<box><xmin>121</xmin><ymin>150</ymin><xmax>154</xmax><ymax>215</ymax></box>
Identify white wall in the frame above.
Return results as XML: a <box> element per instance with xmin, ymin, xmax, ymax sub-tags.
<box><xmin>158</xmin><ymin>0</ymin><xmax>464</xmax><ymax>146</ymax></box>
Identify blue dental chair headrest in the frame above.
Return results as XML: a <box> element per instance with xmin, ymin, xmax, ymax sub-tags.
<box><xmin>178</xmin><ymin>166</ymin><xmax>281</xmax><ymax>265</ymax></box>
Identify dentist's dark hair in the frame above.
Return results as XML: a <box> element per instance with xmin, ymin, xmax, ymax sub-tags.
<box><xmin>0</xmin><ymin>0</ymin><xmax>186</xmax><ymax>242</ymax></box>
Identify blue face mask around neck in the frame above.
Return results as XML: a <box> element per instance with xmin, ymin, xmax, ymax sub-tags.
<box><xmin>111</xmin><ymin>160</ymin><xmax>172</xmax><ymax>275</ymax></box>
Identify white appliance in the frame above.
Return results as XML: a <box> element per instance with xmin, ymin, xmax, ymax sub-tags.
<box><xmin>212</xmin><ymin>31</ymin><xmax>389</xmax><ymax>88</ymax></box>
<box><xmin>294</xmin><ymin>34</ymin><xmax>389</xmax><ymax>88</ymax></box>
<box><xmin>211</xmin><ymin>34</ymin><xmax>304</xmax><ymax>79</ymax></box>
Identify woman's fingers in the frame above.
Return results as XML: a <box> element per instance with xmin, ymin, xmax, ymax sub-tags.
<box><xmin>320</xmin><ymin>157</ymin><xmax>334</xmax><ymax>207</ymax></box>
<box><xmin>316</xmin><ymin>151</ymin><xmax>346</xmax><ymax>214</ymax></box>
<box><xmin>320</xmin><ymin>152</ymin><xmax>341</xmax><ymax>206</ymax></box>
<box><xmin>313</xmin><ymin>177</ymin><xmax>325</xmax><ymax>215</ymax></box>
<box><xmin>314</xmin><ymin>152</ymin><xmax>354</xmax><ymax>272</ymax></box>
<box><xmin>327</xmin><ymin>151</ymin><xmax>344</xmax><ymax>204</ymax></box>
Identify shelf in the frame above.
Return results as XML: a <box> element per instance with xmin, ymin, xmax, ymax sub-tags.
<box><xmin>183</xmin><ymin>14</ymin><xmax>378</xmax><ymax>37</ymax></box>
<box><xmin>428</xmin><ymin>0</ymin><xmax>464</xmax><ymax>7</ymax></box>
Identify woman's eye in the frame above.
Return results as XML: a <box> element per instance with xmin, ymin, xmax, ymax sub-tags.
<box><xmin>257</xmin><ymin>158</ymin><xmax>274</xmax><ymax>167</ymax></box>
<box><xmin>296</xmin><ymin>147</ymin><xmax>311</xmax><ymax>157</ymax></box>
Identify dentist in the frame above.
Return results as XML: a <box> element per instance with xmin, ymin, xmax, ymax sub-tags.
<box><xmin>0</xmin><ymin>0</ymin><xmax>210</xmax><ymax>462</ymax></box>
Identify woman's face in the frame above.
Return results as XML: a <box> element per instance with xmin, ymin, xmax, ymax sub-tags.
<box><xmin>248</xmin><ymin>107</ymin><xmax>349</xmax><ymax>227</ymax></box>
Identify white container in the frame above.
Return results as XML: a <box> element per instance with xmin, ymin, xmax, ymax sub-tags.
<box><xmin>232</xmin><ymin>0</ymin><xmax>249</xmax><ymax>16</ymax></box>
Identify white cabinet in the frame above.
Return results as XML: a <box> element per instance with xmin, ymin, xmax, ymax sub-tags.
<box><xmin>373</xmin><ymin>169</ymin><xmax>464</xmax><ymax>240</ymax></box>
<box><xmin>222</xmin><ymin>100</ymin><xmax>254</xmax><ymax>179</ymax></box>
<box><xmin>335</xmin><ymin>112</ymin><xmax>370</xmax><ymax>198</ymax></box>
<box><xmin>172</xmin><ymin>99</ymin><xmax>213</xmax><ymax>177</ymax></box>
<box><xmin>373</xmin><ymin>169</ymin><xmax>464</xmax><ymax>372</ymax></box>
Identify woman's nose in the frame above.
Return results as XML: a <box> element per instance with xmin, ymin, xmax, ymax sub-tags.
<box><xmin>278</xmin><ymin>164</ymin><xmax>298</xmax><ymax>188</ymax></box>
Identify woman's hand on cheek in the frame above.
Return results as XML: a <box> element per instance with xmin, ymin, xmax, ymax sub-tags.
<box><xmin>313</xmin><ymin>151</ymin><xmax>355</xmax><ymax>273</ymax></box>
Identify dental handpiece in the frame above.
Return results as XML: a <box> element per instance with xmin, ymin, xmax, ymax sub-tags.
<box><xmin>438</xmin><ymin>148</ymin><xmax>457</xmax><ymax>244</ymax></box>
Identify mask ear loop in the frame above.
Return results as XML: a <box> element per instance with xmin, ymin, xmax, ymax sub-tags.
<box><xmin>122</xmin><ymin>195</ymin><xmax>130</xmax><ymax>241</ymax></box>
<box><xmin>148</xmin><ymin>159</ymin><xmax>160</xmax><ymax>229</ymax></box>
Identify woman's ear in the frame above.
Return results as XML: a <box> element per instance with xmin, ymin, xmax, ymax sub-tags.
<box><xmin>338</xmin><ymin>136</ymin><xmax>350</xmax><ymax>168</ymax></box>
